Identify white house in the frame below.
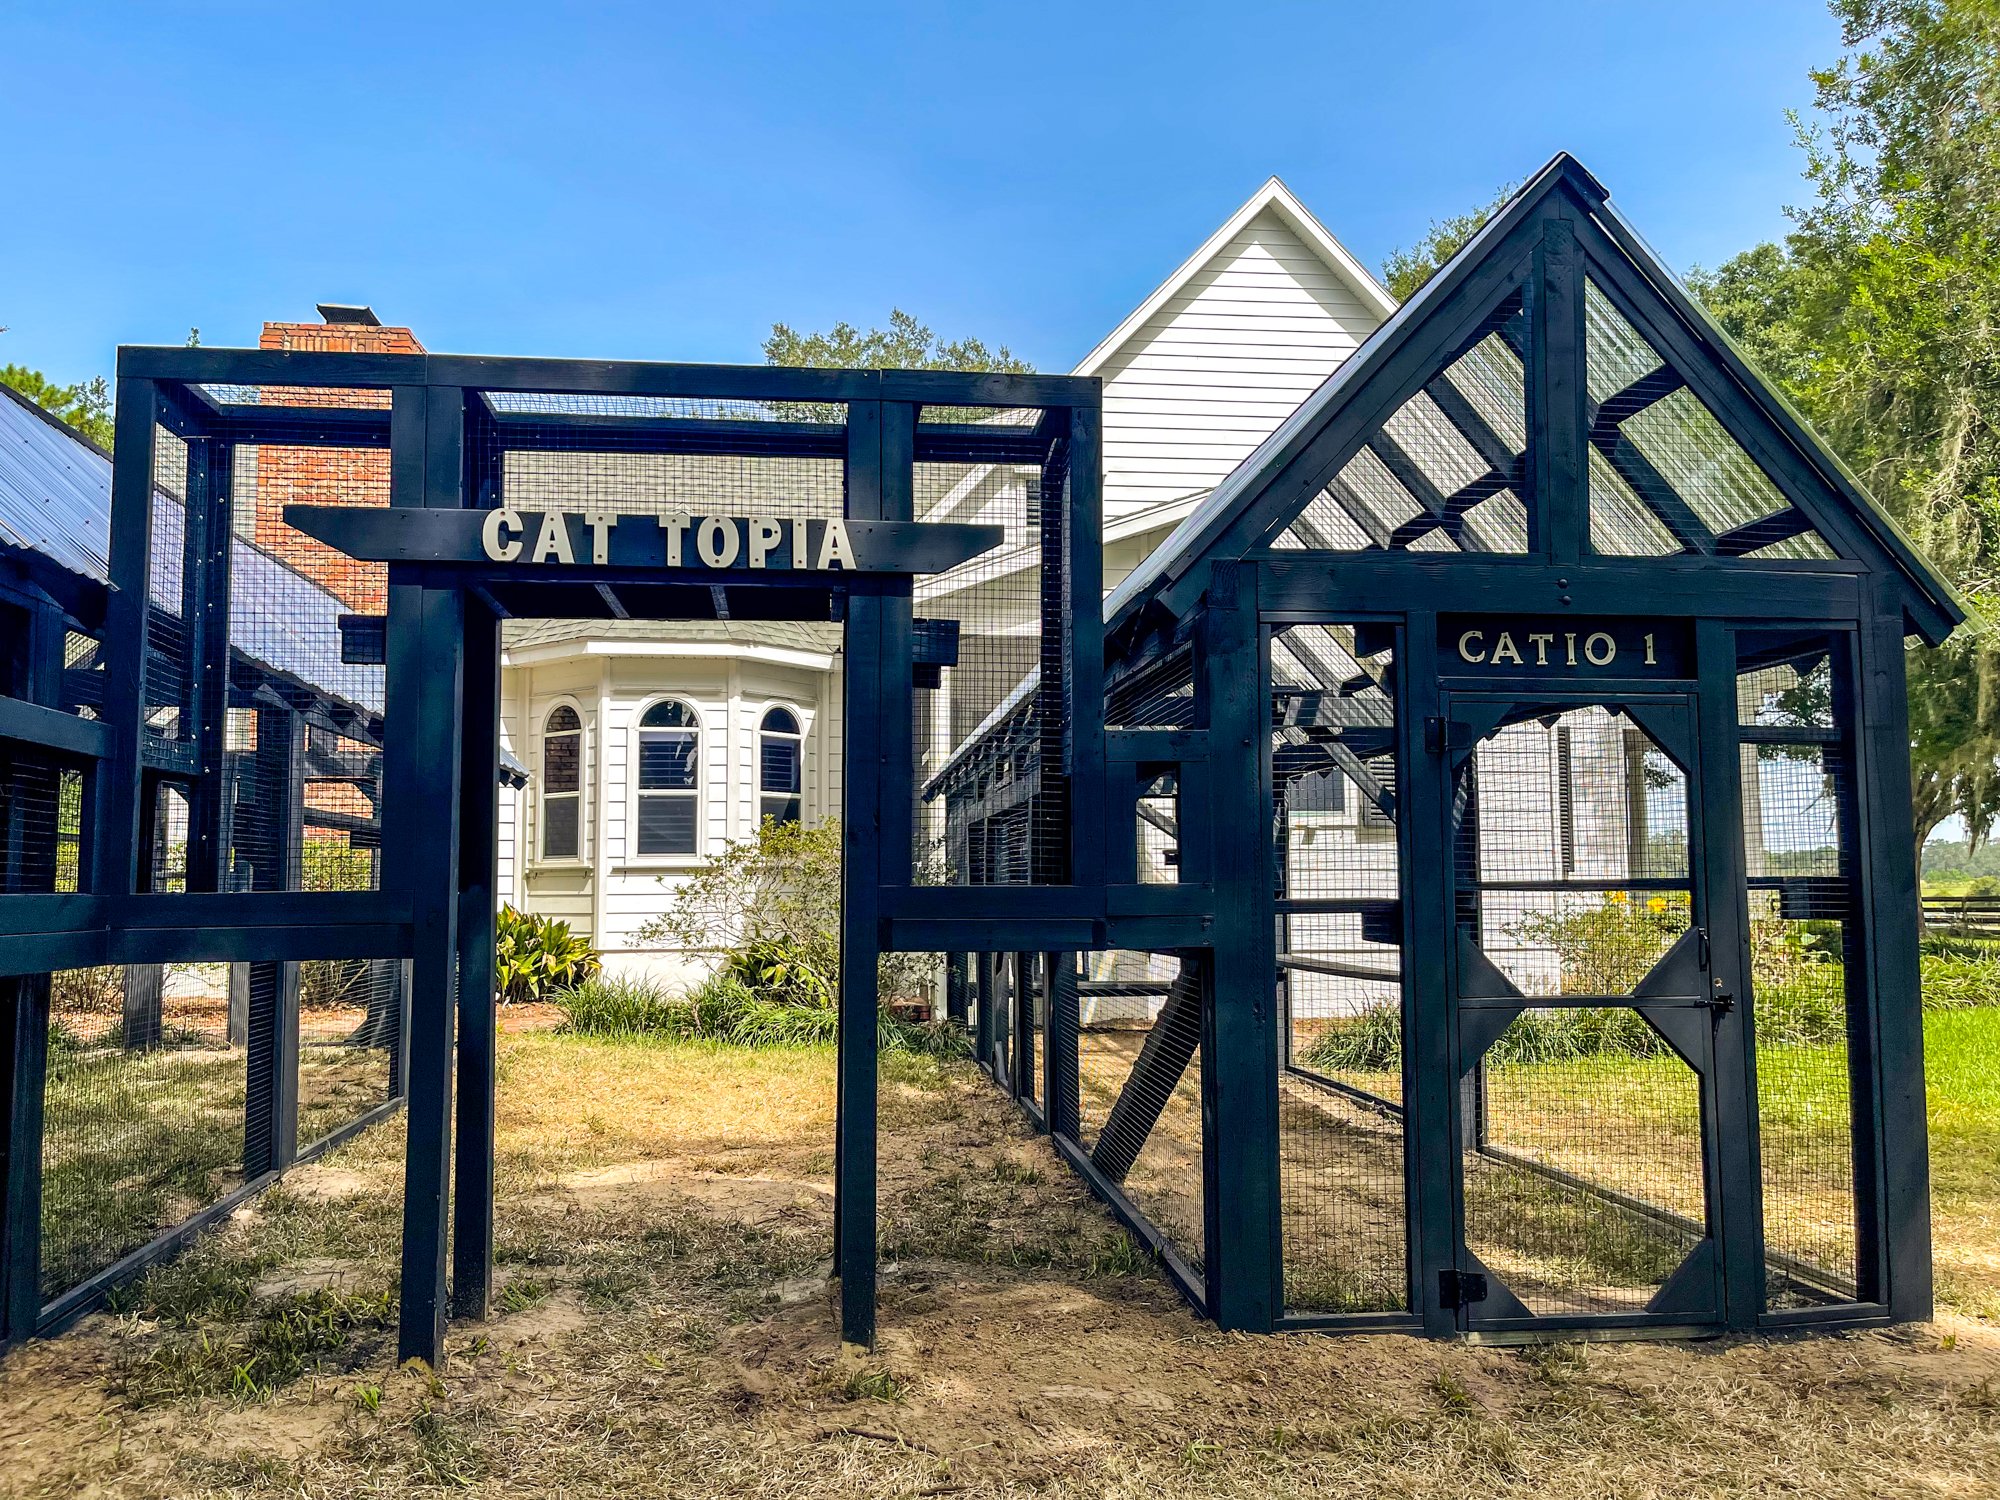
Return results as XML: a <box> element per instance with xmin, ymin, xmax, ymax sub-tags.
<box><xmin>493</xmin><ymin>179</ymin><xmax>1397</xmax><ymax>982</ymax></box>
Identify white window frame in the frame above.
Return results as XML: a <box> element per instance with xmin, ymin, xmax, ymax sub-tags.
<box><xmin>534</xmin><ymin>698</ymin><xmax>589</xmax><ymax>867</ymax></box>
<box><xmin>629</xmin><ymin>695</ymin><xmax>704</xmax><ymax>865</ymax></box>
<box><xmin>757</xmin><ymin>702</ymin><xmax>805</xmax><ymax>827</ymax></box>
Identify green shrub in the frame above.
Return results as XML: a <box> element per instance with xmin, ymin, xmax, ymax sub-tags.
<box><xmin>554</xmin><ymin>971</ymin><xmax>968</xmax><ymax>1057</ymax></box>
<box><xmin>1298</xmin><ymin>1005</ymin><xmax>1402</xmax><ymax>1073</ymax></box>
<box><xmin>301</xmin><ymin>838</ymin><xmax>377</xmax><ymax>893</ymax></box>
<box><xmin>495</xmin><ymin>907</ymin><xmax>599</xmax><ymax>1006</ymax></box>
<box><xmin>722</xmin><ymin>935</ymin><xmax>834</xmax><ymax>1010</ymax></box>
<box><xmin>553</xmin><ymin>976</ymin><xmax>685</xmax><ymax>1038</ymax></box>
<box><xmin>636</xmin><ymin>817</ymin><xmax>938</xmax><ymax>1004</ymax></box>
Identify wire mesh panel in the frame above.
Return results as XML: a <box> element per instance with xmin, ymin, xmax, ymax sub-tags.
<box><xmin>1736</xmin><ymin>632</ymin><xmax>1864</xmax><ymax>1307</ymax></box>
<box><xmin>225</xmin><ymin>419</ymin><xmax>393</xmax><ymax>895</ymax></box>
<box><xmin>1457</xmin><ymin>706</ymin><xmax>1693</xmax><ymax>995</ymax></box>
<box><xmin>1278</xmin><ymin>291</ymin><xmax>1530</xmax><ymax>555</ymax></box>
<box><xmin>1074</xmin><ymin>951</ymin><xmax>1205</xmax><ymax>1272</ymax></box>
<box><xmin>1583</xmin><ymin>281</ymin><xmax>1836</xmax><ymax>561</ymax></box>
<box><xmin>1462</xmin><ymin>1007</ymin><xmax>1707</xmax><ymax>1316</ymax></box>
<box><xmin>0</xmin><ymin>751</ymin><xmax>78</xmax><ymax>893</ymax></box>
<box><xmin>145</xmin><ymin>426</ymin><xmax>193</xmax><ymax>747</ymax></box>
<box><xmin>40</xmin><ymin>962</ymin><xmax>244</xmax><ymax>1303</ymax></box>
<box><xmin>297</xmin><ymin>959</ymin><xmax>401</xmax><ymax>1152</ymax></box>
<box><xmin>1269</xmin><ymin>623</ymin><xmax>1409</xmax><ymax>1313</ymax></box>
<box><xmin>912</xmin><ymin>453</ymin><xmax>1047</xmax><ymax>885</ymax></box>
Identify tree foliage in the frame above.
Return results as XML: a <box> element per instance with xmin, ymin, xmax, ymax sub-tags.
<box><xmin>763</xmin><ymin>308</ymin><xmax>1032</xmax><ymax>375</ymax></box>
<box><xmin>1689</xmin><ymin>0</ymin><xmax>2000</xmax><ymax>852</ymax></box>
<box><xmin>0</xmin><ymin>363</ymin><xmax>113</xmax><ymax>451</ymax></box>
<box><xmin>1379</xmin><ymin>183</ymin><xmax>1519</xmax><ymax>303</ymax></box>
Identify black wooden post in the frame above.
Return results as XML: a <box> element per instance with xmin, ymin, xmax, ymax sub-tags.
<box><xmin>974</xmin><ymin>950</ymin><xmax>996</xmax><ymax>1068</ymax></box>
<box><xmin>1526</xmin><ymin>214</ymin><xmax>1586</xmax><ymax>564</ymax></box>
<box><xmin>388</xmin><ymin>384</ymin><xmax>468</xmax><ymax>1366</ymax></box>
<box><xmin>1401</xmin><ymin>610</ymin><xmax>1459</xmax><ymax>1335</ymax></box>
<box><xmin>1693</xmin><ymin>619</ymin><xmax>1761</xmax><ymax>1329</ymax></box>
<box><xmin>452</xmin><ymin>588</ymin><xmax>501</xmax><ymax>1322</ymax></box>
<box><xmin>944</xmin><ymin>952</ymin><xmax>968</xmax><ymax>1025</ymax></box>
<box><xmin>1045</xmin><ymin>950</ymin><xmax>1079</xmax><ymax>1140</ymax></box>
<box><xmin>121</xmin><ymin>964</ymin><xmax>163</xmax><ymax>1051</ymax></box>
<box><xmin>244</xmin><ymin>960</ymin><xmax>300</xmax><ymax>1176</ymax></box>
<box><xmin>92</xmin><ymin>376</ymin><xmax>156</xmax><ymax>899</ymax></box>
<box><xmin>1064</xmin><ymin>403</ymin><xmax>1107</xmax><ymax>894</ymax></box>
<box><xmin>1196</xmin><ymin>561</ymin><xmax>1280</xmax><ymax>1331</ymax></box>
<box><xmin>1</xmin><ymin>975</ymin><xmax>50</xmax><ymax>1347</ymax></box>
<box><xmin>183</xmin><ymin>437</ymin><xmax>235</xmax><ymax>894</ymax></box>
<box><xmin>835</xmin><ymin>398</ymin><xmax>887</xmax><ymax>1348</ymax></box>
<box><xmin>242</xmin><ymin>707</ymin><xmax>304</xmax><ymax>1173</ymax></box>
<box><xmin>1859</xmin><ymin>585</ymin><xmax>1930</xmax><ymax>1320</ymax></box>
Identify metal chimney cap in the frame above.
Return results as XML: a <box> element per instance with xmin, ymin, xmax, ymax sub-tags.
<box><xmin>316</xmin><ymin>303</ymin><xmax>382</xmax><ymax>326</ymax></box>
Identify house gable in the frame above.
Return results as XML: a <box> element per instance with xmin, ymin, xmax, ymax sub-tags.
<box><xmin>1078</xmin><ymin>179</ymin><xmax>1395</xmax><ymax>526</ymax></box>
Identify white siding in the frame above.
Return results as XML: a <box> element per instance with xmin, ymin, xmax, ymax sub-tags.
<box><xmin>1097</xmin><ymin>207</ymin><xmax>1383</xmax><ymax>521</ymax></box>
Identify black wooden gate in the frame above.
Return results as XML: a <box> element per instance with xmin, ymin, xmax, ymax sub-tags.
<box><xmin>1441</xmin><ymin>690</ymin><xmax>1726</xmax><ymax>1332</ymax></box>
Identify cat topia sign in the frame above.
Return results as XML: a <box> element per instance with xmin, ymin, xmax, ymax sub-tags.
<box><xmin>284</xmin><ymin>504</ymin><xmax>1002</xmax><ymax>577</ymax></box>
<box><xmin>482</xmin><ymin>509</ymin><xmax>861</xmax><ymax>571</ymax></box>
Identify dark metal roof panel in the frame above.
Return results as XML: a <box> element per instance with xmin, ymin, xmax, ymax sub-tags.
<box><xmin>0</xmin><ymin>382</ymin><xmax>114</xmax><ymax>582</ymax></box>
<box><xmin>0</xmin><ymin>382</ymin><xmax>382</xmax><ymax>712</ymax></box>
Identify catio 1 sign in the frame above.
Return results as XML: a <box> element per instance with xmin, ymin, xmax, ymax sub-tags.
<box><xmin>282</xmin><ymin>504</ymin><xmax>1003</xmax><ymax>577</ymax></box>
<box><xmin>1438</xmin><ymin>615</ymin><xmax>1691</xmax><ymax>677</ymax></box>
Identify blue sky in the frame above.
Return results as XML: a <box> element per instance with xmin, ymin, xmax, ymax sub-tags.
<box><xmin>1</xmin><ymin>2</ymin><xmax>1841</xmax><ymax>386</ymax></box>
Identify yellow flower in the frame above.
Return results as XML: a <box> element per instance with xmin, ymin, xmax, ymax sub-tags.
<box><xmin>1646</xmin><ymin>896</ymin><xmax>1667</xmax><ymax>913</ymax></box>
<box><xmin>1607</xmin><ymin>890</ymin><xmax>1629</xmax><ymax>904</ymax></box>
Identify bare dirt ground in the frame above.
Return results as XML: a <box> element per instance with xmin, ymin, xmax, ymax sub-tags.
<box><xmin>4</xmin><ymin>1030</ymin><xmax>2000</xmax><ymax>1499</ymax></box>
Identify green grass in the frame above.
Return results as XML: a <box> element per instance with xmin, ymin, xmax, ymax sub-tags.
<box><xmin>39</xmin><ymin>1042</ymin><xmax>247</xmax><ymax>1301</ymax></box>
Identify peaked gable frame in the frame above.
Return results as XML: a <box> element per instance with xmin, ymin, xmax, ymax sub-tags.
<box><xmin>1108</xmin><ymin>154</ymin><xmax>1963</xmax><ymax>652</ymax></box>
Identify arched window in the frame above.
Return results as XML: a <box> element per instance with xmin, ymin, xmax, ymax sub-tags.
<box><xmin>540</xmin><ymin>705</ymin><xmax>583</xmax><ymax>860</ymax></box>
<box><xmin>759</xmin><ymin>706</ymin><xmax>802</xmax><ymax>825</ymax></box>
<box><xmin>636</xmin><ymin>699</ymin><xmax>700</xmax><ymax>855</ymax></box>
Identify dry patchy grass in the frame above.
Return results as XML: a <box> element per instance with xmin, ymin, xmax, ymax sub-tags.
<box><xmin>3</xmin><ymin>1030</ymin><xmax>2000</xmax><ymax>1499</ymax></box>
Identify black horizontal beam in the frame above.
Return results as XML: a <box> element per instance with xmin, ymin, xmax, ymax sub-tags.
<box><xmin>103</xmin><ymin>890</ymin><xmax>411</xmax><ymax>928</ymax></box>
<box><xmin>119</xmin><ymin>347</ymin><xmax>1101</xmax><ymax>410</ymax></box>
<box><xmin>883</xmin><ymin>916</ymin><xmax>1103</xmax><ymax>952</ymax></box>
<box><xmin>1106</xmin><ymin>728</ymin><xmax>1209</xmax><ymax>764</ymax></box>
<box><xmin>480</xmin><ymin>409</ymin><xmax>1051</xmax><ymax>465</ymax></box>
<box><xmin>1252</xmin><ymin>555</ymin><xmax>1864</xmax><ymax>619</ymax></box>
<box><xmin>0</xmin><ymin>696</ymin><xmax>113</xmax><ymax>759</ymax></box>
<box><xmin>109</xmin><ymin>922</ymin><xmax>411</xmax><ymax>964</ymax></box>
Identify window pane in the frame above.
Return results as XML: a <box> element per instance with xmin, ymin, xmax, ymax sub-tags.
<box><xmin>760</xmin><ymin>735</ymin><xmax>800</xmax><ymax>793</ymax></box>
<box><xmin>638</xmin><ymin>732</ymin><xmax>697</xmax><ymax>790</ymax></box>
<box><xmin>546</xmin><ymin>704</ymin><xmax>581</xmax><ymax>734</ymax></box>
<box><xmin>543</xmin><ymin>795</ymin><xmax>578</xmax><ymax>859</ymax></box>
<box><xmin>761</xmin><ymin>795</ymin><xmax>801</xmax><ymax>825</ymax></box>
<box><xmin>761</xmin><ymin>707</ymin><xmax>800</xmax><ymax>736</ymax></box>
<box><xmin>641</xmin><ymin>700</ymin><xmax>696</xmax><ymax>729</ymax></box>
<box><xmin>544</xmin><ymin>731</ymin><xmax>580</xmax><ymax>795</ymax></box>
<box><xmin>637</xmin><ymin>795</ymin><xmax>697</xmax><ymax>855</ymax></box>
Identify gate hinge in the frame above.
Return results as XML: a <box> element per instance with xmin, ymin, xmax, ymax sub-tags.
<box><xmin>1439</xmin><ymin>1268</ymin><xmax>1488</xmax><ymax>1309</ymax></box>
<box><xmin>1425</xmin><ymin>717</ymin><xmax>1474</xmax><ymax>755</ymax></box>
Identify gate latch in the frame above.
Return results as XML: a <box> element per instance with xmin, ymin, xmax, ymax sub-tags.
<box><xmin>1439</xmin><ymin>1268</ymin><xmax>1489</xmax><ymax>1309</ymax></box>
<box><xmin>1707</xmin><ymin>979</ymin><xmax>1735</xmax><ymax>1015</ymax></box>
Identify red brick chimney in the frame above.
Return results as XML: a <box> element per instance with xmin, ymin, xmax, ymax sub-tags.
<box><xmin>249</xmin><ymin>305</ymin><xmax>425</xmax><ymax>613</ymax></box>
